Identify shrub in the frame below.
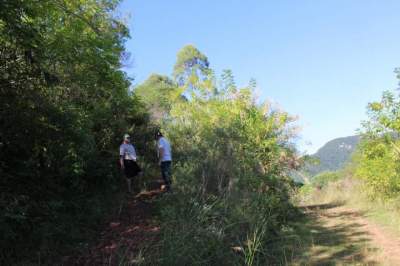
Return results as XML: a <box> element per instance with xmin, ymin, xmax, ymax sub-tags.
<box><xmin>312</xmin><ymin>171</ymin><xmax>340</xmax><ymax>189</ymax></box>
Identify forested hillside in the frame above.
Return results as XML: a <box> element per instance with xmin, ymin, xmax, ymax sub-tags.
<box><xmin>306</xmin><ymin>135</ymin><xmax>360</xmax><ymax>176</ymax></box>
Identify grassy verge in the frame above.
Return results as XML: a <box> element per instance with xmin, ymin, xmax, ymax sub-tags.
<box><xmin>297</xmin><ymin>177</ymin><xmax>400</xmax><ymax>239</ymax></box>
<box><xmin>263</xmin><ymin>177</ymin><xmax>400</xmax><ymax>265</ymax></box>
<box><xmin>272</xmin><ymin>205</ymin><xmax>381</xmax><ymax>265</ymax></box>
<box><xmin>138</xmin><ymin>189</ymin><xmax>301</xmax><ymax>266</ymax></box>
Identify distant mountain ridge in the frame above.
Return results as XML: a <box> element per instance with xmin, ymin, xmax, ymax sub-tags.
<box><xmin>306</xmin><ymin>135</ymin><xmax>360</xmax><ymax>176</ymax></box>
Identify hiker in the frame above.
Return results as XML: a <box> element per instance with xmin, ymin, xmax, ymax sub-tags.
<box><xmin>120</xmin><ymin>134</ymin><xmax>141</xmax><ymax>193</ymax></box>
<box><xmin>155</xmin><ymin>131</ymin><xmax>172</xmax><ymax>192</ymax></box>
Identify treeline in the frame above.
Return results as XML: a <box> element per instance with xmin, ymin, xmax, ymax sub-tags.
<box><xmin>0</xmin><ymin>0</ymin><xmax>154</xmax><ymax>264</ymax></box>
<box><xmin>135</xmin><ymin>45</ymin><xmax>300</xmax><ymax>265</ymax></box>
<box><xmin>352</xmin><ymin>74</ymin><xmax>400</xmax><ymax>199</ymax></box>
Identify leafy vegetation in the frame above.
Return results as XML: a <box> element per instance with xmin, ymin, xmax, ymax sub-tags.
<box><xmin>312</xmin><ymin>171</ymin><xmax>341</xmax><ymax>189</ymax></box>
<box><xmin>292</xmin><ymin>77</ymin><xmax>400</xmax><ymax>265</ymax></box>
<box><xmin>135</xmin><ymin>44</ymin><xmax>301</xmax><ymax>265</ymax></box>
<box><xmin>1</xmin><ymin>1</ymin><xmax>302</xmax><ymax>263</ymax></box>
<box><xmin>353</xmin><ymin>88</ymin><xmax>400</xmax><ymax>199</ymax></box>
<box><xmin>0</xmin><ymin>0</ymin><xmax>153</xmax><ymax>264</ymax></box>
<box><xmin>9</xmin><ymin>0</ymin><xmax>397</xmax><ymax>264</ymax></box>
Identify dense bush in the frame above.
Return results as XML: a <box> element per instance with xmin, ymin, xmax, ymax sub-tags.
<box><xmin>354</xmin><ymin>138</ymin><xmax>400</xmax><ymax>199</ymax></box>
<box><xmin>1</xmin><ymin>1</ymin><xmax>303</xmax><ymax>263</ymax></box>
<box><xmin>353</xmin><ymin>88</ymin><xmax>400</xmax><ymax>199</ymax></box>
<box><xmin>138</xmin><ymin>45</ymin><xmax>300</xmax><ymax>265</ymax></box>
<box><xmin>0</xmin><ymin>0</ymin><xmax>151</xmax><ymax>263</ymax></box>
<box><xmin>312</xmin><ymin>171</ymin><xmax>341</xmax><ymax>189</ymax></box>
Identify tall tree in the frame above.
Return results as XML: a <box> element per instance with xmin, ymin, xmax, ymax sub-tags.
<box><xmin>220</xmin><ymin>69</ymin><xmax>237</xmax><ymax>95</ymax></box>
<box><xmin>173</xmin><ymin>44</ymin><xmax>211</xmax><ymax>93</ymax></box>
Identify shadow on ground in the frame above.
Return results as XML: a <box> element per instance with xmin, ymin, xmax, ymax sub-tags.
<box><xmin>62</xmin><ymin>187</ymin><xmax>165</xmax><ymax>266</ymax></box>
<box><xmin>269</xmin><ymin>203</ymin><xmax>379</xmax><ymax>266</ymax></box>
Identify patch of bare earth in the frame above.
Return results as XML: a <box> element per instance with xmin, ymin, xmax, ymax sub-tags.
<box><xmin>302</xmin><ymin>204</ymin><xmax>400</xmax><ymax>266</ymax></box>
<box><xmin>62</xmin><ymin>189</ymin><xmax>163</xmax><ymax>266</ymax></box>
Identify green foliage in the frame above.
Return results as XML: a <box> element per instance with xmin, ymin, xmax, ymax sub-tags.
<box><xmin>312</xmin><ymin>171</ymin><xmax>340</xmax><ymax>188</ymax></box>
<box><xmin>354</xmin><ymin>139</ymin><xmax>400</xmax><ymax>198</ymax></box>
<box><xmin>173</xmin><ymin>44</ymin><xmax>210</xmax><ymax>86</ymax></box>
<box><xmin>172</xmin><ymin>44</ymin><xmax>214</xmax><ymax>96</ymax></box>
<box><xmin>220</xmin><ymin>69</ymin><xmax>237</xmax><ymax>94</ymax></box>
<box><xmin>1</xmin><ymin>1</ymin><xmax>302</xmax><ymax>262</ymax></box>
<box><xmin>164</xmin><ymin>84</ymin><xmax>297</xmax><ymax>195</ymax></box>
<box><xmin>155</xmin><ymin>189</ymin><xmax>297</xmax><ymax>265</ymax></box>
<box><xmin>298</xmin><ymin>183</ymin><xmax>315</xmax><ymax>197</ymax></box>
<box><xmin>354</xmin><ymin>88</ymin><xmax>400</xmax><ymax>199</ymax></box>
<box><xmin>294</xmin><ymin>171</ymin><xmax>340</xmax><ymax>203</ymax></box>
<box><xmin>134</xmin><ymin>74</ymin><xmax>182</xmax><ymax>122</ymax></box>
<box><xmin>142</xmin><ymin>45</ymin><xmax>300</xmax><ymax>265</ymax></box>
<box><xmin>0</xmin><ymin>0</ymin><xmax>151</xmax><ymax>264</ymax></box>
<box><xmin>154</xmin><ymin>194</ymin><xmax>238</xmax><ymax>265</ymax></box>
<box><xmin>362</xmin><ymin>90</ymin><xmax>400</xmax><ymax>135</ymax></box>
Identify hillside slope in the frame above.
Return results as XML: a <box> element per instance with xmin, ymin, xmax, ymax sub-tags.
<box><xmin>307</xmin><ymin>135</ymin><xmax>360</xmax><ymax>176</ymax></box>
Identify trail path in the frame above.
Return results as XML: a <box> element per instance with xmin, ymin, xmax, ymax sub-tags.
<box><xmin>294</xmin><ymin>203</ymin><xmax>400</xmax><ymax>265</ymax></box>
<box><xmin>62</xmin><ymin>189</ymin><xmax>163</xmax><ymax>266</ymax></box>
<box><xmin>61</xmin><ymin>189</ymin><xmax>400</xmax><ymax>265</ymax></box>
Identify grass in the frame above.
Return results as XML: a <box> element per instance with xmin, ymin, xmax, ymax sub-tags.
<box><xmin>299</xmin><ymin>177</ymin><xmax>400</xmax><ymax>238</ymax></box>
<box><xmin>278</xmin><ymin>176</ymin><xmax>400</xmax><ymax>265</ymax></box>
<box><xmin>268</xmin><ymin>203</ymin><xmax>381</xmax><ymax>265</ymax></box>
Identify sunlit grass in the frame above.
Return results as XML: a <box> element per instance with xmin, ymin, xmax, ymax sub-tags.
<box><xmin>291</xmin><ymin>176</ymin><xmax>400</xmax><ymax>265</ymax></box>
<box><xmin>303</xmin><ymin>177</ymin><xmax>400</xmax><ymax>237</ymax></box>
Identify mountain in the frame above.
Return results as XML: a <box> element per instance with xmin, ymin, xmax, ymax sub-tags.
<box><xmin>306</xmin><ymin>135</ymin><xmax>361</xmax><ymax>176</ymax></box>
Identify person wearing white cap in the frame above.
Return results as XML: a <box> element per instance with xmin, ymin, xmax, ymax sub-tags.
<box><xmin>119</xmin><ymin>134</ymin><xmax>141</xmax><ymax>193</ymax></box>
<box><xmin>155</xmin><ymin>131</ymin><xmax>172</xmax><ymax>192</ymax></box>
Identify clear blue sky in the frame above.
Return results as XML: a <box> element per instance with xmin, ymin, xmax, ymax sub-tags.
<box><xmin>118</xmin><ymin>0</ymin><xmax>400</xmax><ymax>154</ymax></box>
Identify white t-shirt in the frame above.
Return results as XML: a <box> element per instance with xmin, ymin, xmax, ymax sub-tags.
<box><xmin>120</xmin><ymin>143</ymin><xmax>137</xmax><ymax>161</ymax></box>
<box><xmin>158</xmin><ymin>137</ymin><xmax>172</xmax><ymax>162</ymax></box>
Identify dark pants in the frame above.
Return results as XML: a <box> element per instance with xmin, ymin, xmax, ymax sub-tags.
<box><xmin>161</xmin><ymin>161</ymin><xmax>172</xmax><ymax>189</ymax></box>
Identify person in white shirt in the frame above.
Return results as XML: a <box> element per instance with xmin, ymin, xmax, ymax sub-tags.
<box><xmin>155</xmin><ymin>131</ymin><xmax>172</xmax><ymax>192</ymax></box>
<box><xmin>120</xmin><ymin>134</ymin><xmax>141</xmax><ymax>193</ymax></box>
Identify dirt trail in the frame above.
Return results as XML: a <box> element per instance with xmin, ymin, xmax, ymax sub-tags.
<box><xmin>299</xmin><ymin>203</ymin><xmax>400</xmax><ymax>266</ymax></box>
<box><xmin>62</xmin><ymin>189</ymin><xmax>163</xmax><ymax>266</ymax></box>
<box><xmin>60</xmin><ymin>189</ymin><xmax>400</xmax><ymax>265</ymax></box>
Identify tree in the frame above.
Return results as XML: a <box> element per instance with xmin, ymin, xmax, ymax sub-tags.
<box><xmin>220</xmin><ymin>69</ymin><xmax>237</xmax><ymax>95</ymax></box>
<box><xmin>173</xmin><ymin>44</ymin><xmax>211</xmax><ymax>93</ymax></box>
<box><xmin>135</xmin><ymin>74</ymin><xmax>181</xmax><ymax>121</ymax></box>
<box><xmin>0</xmin><ymin>1</ymin><xmax>150</xmax><ymax>263</ymax></box>
<box><xmin>354</xmin><ymin>89</ymin><xmax>400</xmax><ymax>198</ymax></box>
<box><xmin>156</xmin><ymin>47</ymin><xmax>300</xmax><ymax>265</ymax></box>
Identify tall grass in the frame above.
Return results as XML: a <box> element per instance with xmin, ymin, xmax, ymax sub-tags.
<box><xmin>140</xmin><ymin>186</ymin><xmax>298</xmax><ymax>266</ymax></box>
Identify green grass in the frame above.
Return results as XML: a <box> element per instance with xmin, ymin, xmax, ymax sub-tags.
<box><xmin>267</xmin><ymin>203</ymin><xmax>380</xmax><ymax>266</ymax></box>
<box><xmin>300</xmin><ymin>177</ymin><xmax>400</xmax><ymax>238</ymax></box>
<box><xmin>280</xmin><ymin>176</ymin><xmax>400</xmax><ymax>265</ymax></box>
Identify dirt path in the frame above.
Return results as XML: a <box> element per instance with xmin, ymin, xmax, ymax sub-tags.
<box><xmin>60</xmin><ymin>191</ymin><xmax>400</xmax><ymax>265</ymax></box>
<box><xmin>62</xmin><ymin>189</ymin><xmax>163</xmax><ymax>266</ymax></box>
<box><xmin>295</xmin><ymin>203</ymin><xmax>400</xmax><ymax>265</ymax></box>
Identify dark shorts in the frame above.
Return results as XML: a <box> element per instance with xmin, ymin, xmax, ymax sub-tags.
<box><xmin>124</xmin><ymin>160</ymin><xmax>141</xmax><ymax>179</ymax></box>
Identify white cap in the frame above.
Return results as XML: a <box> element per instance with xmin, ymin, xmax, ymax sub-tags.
<box><xmin>123</xmin><ymin>134</ymin><xmax>130</xmax><ymax>140</ymax></box>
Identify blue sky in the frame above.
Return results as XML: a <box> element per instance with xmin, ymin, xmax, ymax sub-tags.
<box><xmin>118</xmin><ymin>0</ymin><xmax>400</xmax><ymax>154</ymax></box>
